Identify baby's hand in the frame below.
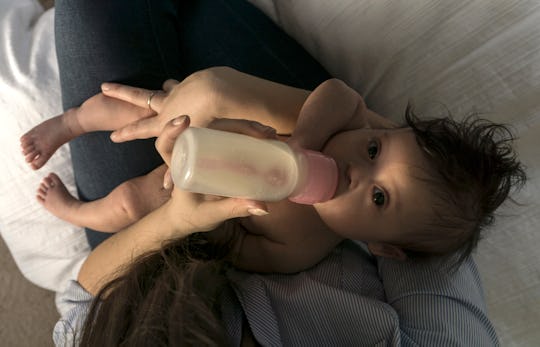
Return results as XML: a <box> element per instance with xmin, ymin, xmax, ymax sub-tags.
<box><xmin>287</xmin><ymin>79</ymin><xmax>363</xmax><ymax>152</ymax></box>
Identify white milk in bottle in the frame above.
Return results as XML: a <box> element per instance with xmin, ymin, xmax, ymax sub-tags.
<box><xmin>171</xmin><ymin>127</ymin><xmax>338</xmax><ymax>204</ymax></box>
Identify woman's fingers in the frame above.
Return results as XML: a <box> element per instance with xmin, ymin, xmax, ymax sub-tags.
<box><xmin>155</xmin><ymin>115</ymin><xmax>190</xmax><ymax>165</ymax></box>
<box><xmin>110</xmin><ymin>117</ymin><xmax>162</xmax><ymax>142</ymax></box>
<box><xmin>208</xmin><ymin>118</ymin><xmax>277</xmax><ymax>139</ymax></box>
<box><xmin>203</xmin><ymin>197</ymin><xmax>269</xmax><ymax>224</ymax></box>
<box><xmin>174</xmin><ymin>195</ymin><xmax>268</xmax><ymax>233</ymax></box>
<box><xmin>163</xmin><ymin>168</ymin><xmax>173</xmax><ymax>190</ymax></box>
<box><xmin>101</xmin><ymin>83</ymin><xmax>166</xmax><ymax>112</ymax></box>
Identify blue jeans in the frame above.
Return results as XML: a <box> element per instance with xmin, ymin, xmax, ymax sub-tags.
<box><xmin>55</xmin><ymin>0</ymin><xmax>330</xmax><ymax>248</ymax></box>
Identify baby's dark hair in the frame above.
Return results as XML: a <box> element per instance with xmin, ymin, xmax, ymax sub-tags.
<box><xmin>395</xmin><ymin>104</ymin><xmax>526</xmax><ymax>266</ymax></box>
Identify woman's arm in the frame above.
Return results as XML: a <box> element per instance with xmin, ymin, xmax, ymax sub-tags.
<box><xmin>77</xmin><ymin>117</ymin><xmax>269</xmax><ymax>295</ymax></box>
<box><xmin>101</xmin><ymin>67</ymin><xmax>311</xmax><ymax>142</ymax></box>
<box><xmin>174</xmin><ymin>66</ymin><xmax>310</xmax><ymax>132</ymax></box>
<box><xmin>77</xmin><ymin>198</ymin><xmax>181</xmax><ymax>295</ymax></box>
<box><xmin>377</xmin><ymin>256</ymin><xmax>499</xmax><ymax>345</ymax></box>
<box><xmin>100</xmin><ymin>69</ymin><xmax>397</xmax><ymax>153</ymax></box>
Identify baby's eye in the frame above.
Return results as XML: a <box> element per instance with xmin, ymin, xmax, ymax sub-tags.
<box><xmin>372</xmin><ymin>187</ymin><xmax>385</xmax><ymax>206</ymax></box>
<box><xmin>367</xmin><ymin>140</ymin><xmax>379</xmax><ymax>160</ymax></box>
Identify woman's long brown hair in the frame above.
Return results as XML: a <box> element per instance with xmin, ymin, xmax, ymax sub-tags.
<box><xmin>79</xmin><ymin>222</ymin><xmax>238</xmax><ymax>346</ymax></box>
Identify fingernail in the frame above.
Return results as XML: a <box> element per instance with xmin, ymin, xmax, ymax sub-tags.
<box><xmin>248</xmin><ymin>208</ymin><xmax>269</xmax><ymax>216</ymax></box>
<box><xmin>163</xmin><ymin>179</ymin><xmax>172</xmax><ymax>190</ymax></box>
<box><xmin>163</xmin><ymin>171</ymin><xmax>173</xmax><ymax>189</ymax></box>
<box><xmin>172</xmin><ymin>115</ymin><xmax>187</xmax><ymax>126</ymax></box>
<box><xmin>101</xmin><ymin>83</ymin><xmax>111</xmax><ymax>91</ymax></box>
<box><xmin>110</xmin><ymin>132</ymin><xmax>118</xmax><ymax>140</ymax></box>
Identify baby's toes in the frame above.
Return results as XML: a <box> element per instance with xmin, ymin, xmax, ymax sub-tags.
<box><xmin>47</xmin><ymin>173</ymin><xmax>61</xmax><ymax>187</ymax></box>
<box><xmin>37</xmin><ymin>192</ymin><xmax>46</xmax><ymax>203</ymax></box>
<box><xmin>37</xmin><ymin>183</ymin><xmax>48</xmax><ymax>203</ymax></box>
<box><xmin>30</xmin><ymin>153</ymin><xmax>49</xmax><ymax>170</ymax></box>
<box><xmin>20</xmin><ymin>131</ymin><xmax>34</xmax><ymax>146</ymax></box>
<box><xmin>21</xmin><ymin>140</ymin><xmax>35</xmax><ymax>154</ymax></box>
<box><xmin>21</xmin><ymin>139</ymin><xmax>39</xmax><ymax>160</ymax></box>
<box><xmin>43</xmin><ymin>175</ymin><xmax>56</xmax><ymax>188</ymax></box>
<box><xmin>25</xmin><ymin>150</ymin><xmax>40</xmax><ymax>163</ymax></box>
<box><xmin>20</xmin><ymin>135</ymin><xmax>39</xmax><ymax>155</ymax></box>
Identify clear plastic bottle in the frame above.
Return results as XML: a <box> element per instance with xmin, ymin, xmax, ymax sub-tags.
<box><xmin>171</xmin><ymin>127</ymin><xmax>338</xmax><ymax>204</ymax></box>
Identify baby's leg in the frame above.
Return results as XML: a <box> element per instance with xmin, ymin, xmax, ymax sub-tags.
<box><xmin>37</xmin><ymin>165</ymin><xmax>170</xmax><ymax>233</ymax></box>
<box><xmin>21</xmin><ymin>93</ymin><xmax>151</xmax><ymax>170</ymax></box>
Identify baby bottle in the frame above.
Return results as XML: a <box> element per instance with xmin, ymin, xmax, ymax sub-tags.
<box><xmin>170</xmin><ymin>127</ymin><xmax>338</xmax><ymax>204</ymax></box>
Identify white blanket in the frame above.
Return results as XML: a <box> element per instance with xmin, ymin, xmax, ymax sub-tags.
<box><xmin>0</xmin><ymin>0</ymin><xmax>89</xmax><ymax>296</ymax></box>
<box><xmin>1</xmin><ymin>0</ymin><xmax>538</xmax><ymax>345</ymax></box>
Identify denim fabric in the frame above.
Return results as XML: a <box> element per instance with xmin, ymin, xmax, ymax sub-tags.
<box><xmin>55</xmin><ymin>0</ymin><xmax>330</xmax><ymax>248</ymax></box>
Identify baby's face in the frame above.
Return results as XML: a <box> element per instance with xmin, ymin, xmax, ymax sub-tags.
<box><xmin>315</xmin><ymin>127</ymin><xmax>434</xmax><ymax>244</ymax></box>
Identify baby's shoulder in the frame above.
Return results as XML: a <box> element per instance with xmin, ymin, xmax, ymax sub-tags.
<box><xmin>248</xmin><ymin>202</ymin><xmax>327</xmax><ymax>234</ymax></box>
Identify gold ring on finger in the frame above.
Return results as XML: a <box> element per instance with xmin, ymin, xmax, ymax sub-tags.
<box><xmin>147</xmin><ymin>91</ymin><xmax>156</xmax><ymax>111</ymax></box>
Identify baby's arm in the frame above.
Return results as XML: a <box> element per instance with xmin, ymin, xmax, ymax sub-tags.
<box><xmin>289</xmin><ymin>79</ymin><xmax>396</xmax><ymax>151</ymax></box>
<box><xmin>216</xmin><ymin>202</ymin><xmax>343</xmax><ymax>274</ymax></box>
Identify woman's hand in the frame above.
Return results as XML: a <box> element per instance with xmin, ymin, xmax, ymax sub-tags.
<box><xmin>102</xmin><ymin>74</ymin><xmax>212</xmax><ymax>142</ymax></box>
<box><xmin>101</xmin><ymin>67</ymin><xmax>309</xmax><ymax>142</ymax></box>
<box><xmin>154</xmin><ymin>115</ymin><xmax>273</xmax><ymax>235</ymax></box>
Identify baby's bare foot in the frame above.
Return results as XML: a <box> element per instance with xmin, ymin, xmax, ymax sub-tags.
<box><xmin>37</xmin><ymin>173</ymin><xmax>82</xmax><ymax>224</ymax></box>
<box><xmin>21</xmin><ymin>110</ymin><xmax>82</xmax><ymax>170</ymax></box>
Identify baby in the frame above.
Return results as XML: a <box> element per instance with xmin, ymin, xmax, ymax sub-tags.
<box><xmin>21</xmin><ymin>77</ymin><xmax>525</xmax><ymax>272</ymax></box>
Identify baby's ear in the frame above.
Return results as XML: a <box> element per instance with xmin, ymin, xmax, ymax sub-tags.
<box><xmin>367</xmin><ymin>242</ymin><xmax>407</xmax><ymax>261</ymax></box>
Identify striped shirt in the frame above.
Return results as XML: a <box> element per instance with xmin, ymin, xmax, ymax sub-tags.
<box><xmin>53</xmin><ymin>240</ymin><xmax>499</xmax><ymax>346</ymax></box>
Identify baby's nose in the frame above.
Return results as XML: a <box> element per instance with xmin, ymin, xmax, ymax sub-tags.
<box><xmin>347</xmin><ymin>164</ymin><xmax>367</xmax><ymax>189</ymax></box>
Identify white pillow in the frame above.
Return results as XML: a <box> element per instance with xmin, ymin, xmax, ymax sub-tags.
<box><xmin>249</xmin><ymin>1</ymin><xmax>540</xmax><ymax>345</ymax></box>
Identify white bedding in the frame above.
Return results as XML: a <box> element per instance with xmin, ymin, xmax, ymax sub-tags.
<box><xmin>0</xmin><ymin>0</ymin><xmax>88</xmax><ymax>297</ymax></box>
<box><xmin>1</xmin><ymin>0</ymin><xmax>538</xmax><ymax>345</ymax></box>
